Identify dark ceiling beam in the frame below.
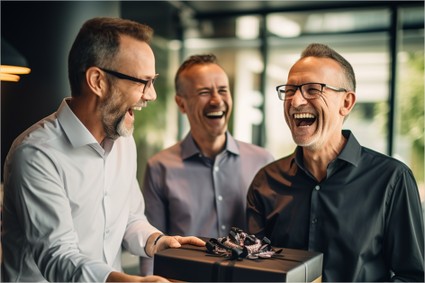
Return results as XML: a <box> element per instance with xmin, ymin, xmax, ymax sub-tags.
<box><xmin>184</xmin><ymin>1</ymin><xmax>422</xmax><ymax>20</ymax></box>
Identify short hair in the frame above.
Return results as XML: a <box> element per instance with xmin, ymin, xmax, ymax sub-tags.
<box><xmin>174</xmin><ymin>54</ymin><xmax>218</xmax><ymax>94</ymax></box>
<box><xmin>300</xmin><ymin>43</ymin><xmax>356</xmax><ymax>91</ymax></box>
<box><xmin>68</xmin><ymin>17</ymin><xmax>153</xmax><ymax>96</ymax></box>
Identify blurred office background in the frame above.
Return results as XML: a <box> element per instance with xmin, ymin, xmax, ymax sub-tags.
<box><xmin>1</xmin><ymin>0</ymin><xmax>424</xmax><ymax>274</ymax></box>
<box><xmin>3</xmin><ymin>0</ymin><xmax>423</xmax><ymax>186</ymax></box>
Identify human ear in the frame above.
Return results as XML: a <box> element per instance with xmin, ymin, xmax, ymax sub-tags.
<box><xmin>175</xmin><ymin>94</ymin><xmax>187</xmax><ymax>114</ymax></box>
<box><xmin>340</xmin><ymin>91</ymin><xmax>356</xmax><ymax>117</ymax></box>
<box><xmin>85</xmin><ymin>67</ymin><xmax>106</xmax><ymax>97</ymax></box>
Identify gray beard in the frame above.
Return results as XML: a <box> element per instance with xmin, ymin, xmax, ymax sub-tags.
<box><xmin>116</xmin><ymin>115</ymin><xmax>134</xmax><ymax>138</ymax></box>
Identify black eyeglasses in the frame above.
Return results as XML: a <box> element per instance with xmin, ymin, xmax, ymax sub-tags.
<box><xmin>276</xmin><ymin>82</ymin><xmax>347</xmax><ymax>101</ymax></box>
<box><xmin>99</xmin><ymin>67</ymin><xmax>158</xmax><ymax>93</ymax></box>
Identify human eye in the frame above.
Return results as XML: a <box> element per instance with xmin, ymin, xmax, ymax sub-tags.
<box><xmin>198</xmin><ymin>90</ymin><xmax>211</xmax><ymax>96</ymax></box>
<box><xmin>304</xmin><ymin>83</ymin><xmax>322</xmax><ymax>96</ymax></box>
<box><xmin>134</xmin><ymin>81</ymin><xmax>145</xmax><ymax>87</ymax></box>
<box><xmin>284</xmin><ymin>86</ymin><xmax>296</xmax><ymax>96</ymax></box>
<box><xmin>218</xmin><ymin>88</ymin><xmax>229</xmax><ymax>95</ymax></box>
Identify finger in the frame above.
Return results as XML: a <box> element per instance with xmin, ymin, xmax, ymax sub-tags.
<box><xmin>140</xmin><ymin>275</ymin><xmax>170</xmax><ymax>282</ymax></box>
<box><xmin>177</xmin><ymin>236</ymin><xmax>206</xmax><ymax>246</ymax></box>
<box><xmin>167</xmin><ymin>236</ymin><xmax>181</xmax><ymax>248</ymax></box>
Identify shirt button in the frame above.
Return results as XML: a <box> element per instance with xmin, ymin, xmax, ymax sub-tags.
<box><xmin>214</xmin><ymin>166</ymin><xmax>219</xmax><ymax>172</ymax></box>
<box><xmin>311</xmin><ymin>218</ymin><xmax>318</xmax><ymax>224</ymax></box>
<box><xmin>221</xmin><ymin>225</ymin><xmax>226</xmax><ymax>230</ymax></box>
<box><xmin>315</xmin><ymin>185</ymin><xmax>320</xmax><ymax>191</ymax></box>
<box><xmin>218</xmin><ymin>195</ymin><xmax>223</xmax><ymax>201</ymax></box>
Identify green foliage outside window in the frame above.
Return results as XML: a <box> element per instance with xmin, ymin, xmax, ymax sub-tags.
<box><xmin>399</xmin><ymin>51</ymin><xmax>424</xmax><ymax>182</ymax></box>
<box><xmin>133</xmin><ymin>43</ymin><xmax>171</xmax><ymax>186</ymax></box>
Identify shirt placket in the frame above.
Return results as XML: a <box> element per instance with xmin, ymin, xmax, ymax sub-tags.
<box><xmin>102</xmin><ymin>152</ymin><xmax>113</xmax><ymax>265</ymax></box>
<box><xmin>308</xmin><ymin>184</ymin><xmax>321</xmax><ymax>250</ymax></box>
<box><xmin>212</xmin><ymin>152</ymin><xmax>227</xmax><ymax>236</ymax></box>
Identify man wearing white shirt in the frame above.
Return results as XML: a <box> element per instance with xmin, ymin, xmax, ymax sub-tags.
<box><xmin>2</xmin><ymin>17</ymin><xmax>204</xmax><ymax>282</ymax></box>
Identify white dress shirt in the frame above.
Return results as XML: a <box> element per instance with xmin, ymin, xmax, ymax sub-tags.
<box><xmin>2</xmin><ymin>98</ymin><xmax>159</xmax><ymax>282</ymax></box>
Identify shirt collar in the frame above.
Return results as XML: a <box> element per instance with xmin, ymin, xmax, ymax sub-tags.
<box><xmin>57</xmin><ymin>98</ymin><xmax>100</xmax><ymax>149</ymax></box>
<box><xmin>181</xmin><ymin>131</ymin><xmax>240</xmax><ymax>160</ymax></box>
<box><xmin>337</xmin><ymin>130</ymin><xmax>362</xmax><ymax>167</ymax></box>
<box><xmin>294</xmin><ymin>130</ymin><xmax>362</xmax><ymax>168</ymax></box>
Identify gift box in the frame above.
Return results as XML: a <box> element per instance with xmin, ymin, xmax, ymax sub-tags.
<box><xmin>154</xmin><ymin>244</ymin><xmax>323</xmax><ymax>282</ymax></box>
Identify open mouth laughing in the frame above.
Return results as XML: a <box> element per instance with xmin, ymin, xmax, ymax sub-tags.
<box><xmin>293</xmin><ymin>112</ymin><xmax>316</xmax><ymax>127</ymax></box>
<box><xmin>206</xmin><ymin>110</ymin><xmax>225</xmax><ymax>119</ymax></box>
<box><xmin>128</xmin><ymin>101</ymin><xmax>148</xmax><ymax>116</ymax></box>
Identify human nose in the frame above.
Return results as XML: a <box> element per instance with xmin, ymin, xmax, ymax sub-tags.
<box><xmin>142</xmin><ymin>85</ymin><xmax>157</xmax><ymax>101</ymax></box>
<box><xmin>289</xmin><ymin>87</ymin><xmax>307</xmax><ymax>107</ymax></box>
<box><xmin>209</xmin><ymin>90</ymin><xmax>222</xmax><ymax>105</ymax></box>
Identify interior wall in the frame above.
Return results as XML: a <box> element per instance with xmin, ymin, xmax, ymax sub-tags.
<box><xmin>1</xmin><ymin>1</ymin><xmax>121</xmax><ymax>181</ymax></box>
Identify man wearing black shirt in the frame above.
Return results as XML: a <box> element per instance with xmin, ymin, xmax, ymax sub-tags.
<box><xmin>247</xmin><ymin>43</ymin><xmax>424</xmax><ymax>282</ymax></box>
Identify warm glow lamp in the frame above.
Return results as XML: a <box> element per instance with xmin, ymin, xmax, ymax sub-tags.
<box><xmin>1</xmin><ymin>37</ymin><xmax>31</xmax><ymax>82</ymax></box>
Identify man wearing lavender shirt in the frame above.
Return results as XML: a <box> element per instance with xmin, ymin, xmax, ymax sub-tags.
<box><xmin>140</xmin><ymin>54</ymin><xmax>274</xmax><ymax>275</ymax></box>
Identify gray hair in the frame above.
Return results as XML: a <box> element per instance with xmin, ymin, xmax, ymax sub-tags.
<box><xmin>68</xmin><ymin>17</ymin><xmax>153</xmax><ymax>96</ymax></box>
<box><xmin>300</xmin><ymin>43</ymin><xmax>356</xmax><ymax>91</ymax></box>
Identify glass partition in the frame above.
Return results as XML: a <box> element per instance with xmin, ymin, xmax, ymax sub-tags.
<box><xmin>393</xmin><ymin>6</ymin><xmax>424</xmax><ymax>193</ymax></box>
<box><xmin>144</xmin><ymin>2</ymin><xmax>423</xmax><ymax>194</ymax></box>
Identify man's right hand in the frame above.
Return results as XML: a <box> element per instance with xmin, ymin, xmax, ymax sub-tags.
<box><xmin>106</xmin><ymin>271</ymin><xmax>169</xmax><ymax>282</ymax></box>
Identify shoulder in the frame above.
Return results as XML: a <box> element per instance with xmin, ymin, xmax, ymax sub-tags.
<box><xmin>3</xmin><ymin>115</ymin><xmax>65</xmax><ymax>186</ymax></box>
<box><xmin>147</xmin><ymin>142</ymin><xmax>183</xmax><ymax>165</ymax></box>
<box><xmin>361</xmin><ymin>146</ymin><xmax>412</xmax><ymax>173</ymax></box>
<box><xmin>356</xmin><ymin>147</ymin><xmax>419</xmax><ymax>199</ymax></box>
<box><xmin>6</xmin><ymin>114</ymin><xmax>61</xmax><ymax>161</ymax></box>
<box><xmin>235</xmin><ymin>140</ymin><xmax>274</xmax><ymax>159</ymax></box>
<box><xmin>343</xmin><ymin>131</ymin><xmax>413</xmax><ymax>178</ymax></box>
<box><xmin>250</xmin><ymin>153</ymin><xmax>295</xmax><ymax>183</ymax></box>
<box><xmin>260</xmin><ymin>153</ymin><xmax>294</xmax><ymax>172</ymax></box>
<box><xmin>247</xmin><ymin>155</ymin><xmax>296</xmax><ymax>198</ymax></box>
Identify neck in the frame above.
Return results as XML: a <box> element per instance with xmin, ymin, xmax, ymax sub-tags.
<box><xmin>302</xmin><ymin>134</ymin><xmax>347</xmax><ymax>181</ymax></box>
<box><xmin>68</xmin><ymin>96</ymin><xmax>105</xmax><ymax>144</ymax></box>
<box><xmin>192</xmin><ymin>132</ymin><xmax>227</xmax><ymax>159</ymax></box>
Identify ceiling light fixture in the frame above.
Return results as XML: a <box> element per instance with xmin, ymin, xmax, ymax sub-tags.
<box><xmin>1</xmin><ymin>37</ymin><xmax>31</xmax><ymax>82</ymax></box>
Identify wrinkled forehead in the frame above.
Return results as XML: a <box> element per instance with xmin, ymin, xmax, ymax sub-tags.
<box><xmin>181</xmin><ymin>64</ymin><xmax>229</xmax><ymax>86</ymax></box>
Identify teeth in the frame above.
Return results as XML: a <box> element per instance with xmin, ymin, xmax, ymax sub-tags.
<box><xmin>206</xmin><ymin>111</ymin><xmax>224</xmax><ymax>117</ymax></box>
<box><xmin>294</xmin><ymin>113</ymin><xmax>315</xmax><ymax>119</ymax></box>
<box><xmin>132</xmin><ymin>101</ymin><xmax>147</xmax><ymax>111</ymax></box>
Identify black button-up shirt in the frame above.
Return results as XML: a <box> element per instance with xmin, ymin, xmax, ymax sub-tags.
<box><xmin>247</xmin><ymin>130</ymin><xmax>424</xmax><ymax>282</ymax></box>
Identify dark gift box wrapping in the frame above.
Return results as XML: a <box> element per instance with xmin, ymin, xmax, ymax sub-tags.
<box><xmin>154</xmin><ymin>244</ymin><xmax>323</xmax><ymax>282</ymax></box>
